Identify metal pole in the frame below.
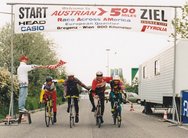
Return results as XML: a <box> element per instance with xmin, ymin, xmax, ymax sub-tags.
<box><xmin>8</xmin><ymin>4</ymin><xmax>14</xmax><ymax>118</ymax></box>
<box><xmin>106</xmin><ymin>49</ymin><xmax>110</xmax><ymax>76</ymax></box>
<box><xmin>180</xmin><ymin>91</ymin><xmax>182</xmax><ymax>125</ymax></box>
<box><xmin>172</xmin><ymin>7</ymin><xmax>180</xmax><ymax>123</ymax></box>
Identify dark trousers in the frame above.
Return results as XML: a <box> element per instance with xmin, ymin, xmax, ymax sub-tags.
<box><xmin>98</xmin><ymin>92</ymin><xmax>105</xmax><ymax>116</ymax></box>
<box><xmin>89</xmin><ymin>91</ymin><xmax>105</xmax><ymax>115</ymax></box>
<box><xmin>89</xmin><ymin>92</ymin><xmax>95</xmax><ymax>108</ymax></box>
<box><xmin>68</xmin><ymin>98</ymin><xmax>79</xmax><ymax>115</ymax></box>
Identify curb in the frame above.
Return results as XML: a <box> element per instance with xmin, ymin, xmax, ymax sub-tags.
<box><xmin>0</xmin><ymin>103</ymin><xmax>65</xmax><ymax>123</ymax></box>
<box><xmin>0</xmin><ymin>108</ymin><xmax>44</xmax><ymax>123</ymax></box>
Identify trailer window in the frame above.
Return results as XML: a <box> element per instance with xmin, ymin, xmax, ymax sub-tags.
<box><xmin>143</xmin><ymin>66</ymin><xmax>146</xmax><ymax>79</ymax></box>
<box><xmin>154</xmin><ymin>60</ymin><xmax>160</xmax><ymax>75</ymax></box>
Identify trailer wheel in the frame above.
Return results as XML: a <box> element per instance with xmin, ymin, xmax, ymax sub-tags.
<box><xmin>143</xmin><ymin>102</ymin><xmax>153</xmax><ymax>114</ymax></box>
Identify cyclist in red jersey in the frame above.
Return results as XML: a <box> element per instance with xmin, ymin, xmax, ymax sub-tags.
<box><xmin>89</xmin><ymin>71</ymin><xmax>112</xmax><ymax>123</ymax></box>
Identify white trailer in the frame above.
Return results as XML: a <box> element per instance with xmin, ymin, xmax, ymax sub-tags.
<box><xmin>139</xmin><ymin>39</ymin><xmax>188</xmax><ymax>113</ymax></box>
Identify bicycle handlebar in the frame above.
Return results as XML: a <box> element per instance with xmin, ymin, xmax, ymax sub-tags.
<box><xmin>65</xmin><ymin>95</ymin><xmax>79</xmax><ymax>99</ymax></box>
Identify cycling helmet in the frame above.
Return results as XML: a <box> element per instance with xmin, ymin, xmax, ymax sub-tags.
<box><xmin>96</xmin><ymin>71</ymin><xmax>103</xmax><ymax>76</ymax></box>
<box><xmin>67</xmin><ymin>72</ymin><xmax>74</xmax><ymax>77</ymax></box>
<box><xmin>113</xmin><ymin>75</ymin><xmax>120</xmax><ymax>80</ymax></box>
<box><xmin>46</xmin><ymin>76</ymin><xmax>53</xmax><ymax>82</ymax></box>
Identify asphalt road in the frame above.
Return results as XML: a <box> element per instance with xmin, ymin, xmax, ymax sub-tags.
<box><xmin>0</xmin><ymin>99</ymin><xmax>188</xmax><ymax>138</ymax></box>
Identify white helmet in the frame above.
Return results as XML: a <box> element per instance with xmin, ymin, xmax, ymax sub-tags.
<box><xmin>113</xmin><ymin>75</ymin><xmax>120</xmax><ymax>80</ymax></box>
<box><xmin>67</xmin><ymin>72</ymin><xmax>74</xmax><ymax>77</ymax></box>
<box><xmin>96</xmin><ymin>71</ymin><xmax>103</xmax><ymax>76</ymax></box>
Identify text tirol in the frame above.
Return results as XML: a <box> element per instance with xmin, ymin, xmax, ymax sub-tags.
<box><xmin>140</xmin><ymin>9</ymin><xmax>167</xmax><ymax>22</ymax></box>
<box><xmin>19</xmin><ymin>7</ymin><xmax>48</xmax><ymax>19</ymax></box>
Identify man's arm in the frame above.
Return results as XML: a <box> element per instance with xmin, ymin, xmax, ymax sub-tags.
<box><xmin>33</xmin><ymin>65</ymin><xmax>47</xmax><ymax>69</ymax></box>
<box><xmin>53</xmin><ymin>79</ymin><xmax>65</xmax><ymax>83</ymax></box>
<box><xmin>76</xmin><ymin>78</ymin><xmax>89</xmax><ymax>90</ymax></box>
<box><xmin>39</xmin><ymin>83</ymin><xmax>45</xmax><ymax>103</ymax></box>
<box><xmin>63</xmin><ymin>80</ymin><xmax>67</xmax><ymax>97</ymax></box>
<box><xmin>91</xmin><ymin>79</ymin><xmax>96</xmax><ymax>91</ymax></box>
<box><xmin>103</xmin><ymin>77</ymin><xmax>113</xmax><ymax>83</ymax></box>
<box><xmin>120</xmin><ymin>81</ymin><xmax>125</xmax><ymax>90</ymax></box>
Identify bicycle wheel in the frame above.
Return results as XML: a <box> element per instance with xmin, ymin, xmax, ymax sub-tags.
<box><xmin>116</xmin><ymin>109</ymin><xmax>121</xmax><ymax>128</ymax></box>
<box><xmin>97</xmin><ymin>107</ymin><xmax>101</xmax><ymax>128</ymax></box>
<box><xmin>95</xmin><ymin>116</ymin><xmax>98</xmax><ymax>125</ymax></box>
<box><xmin>113</xmin><ymin>112</ymin><xmax>117</xmax><ymax>125</ymax></box>
<box><xmin>97</xmin><ymin>116</ymin><xmax>101</xmax><ymax>128</ymax></box>
<box><xmin>69</xmin><ymin>106</ymin><xmax>74</xmax><ymax>128</ymax></box>
<box><xmin>70</xmin><ymin>116</ymin><xmax>72</xmax><ymax>128</ymax></box>
<box><xmin>70</xmin><ymin>116</ymin><xmax>74</xmax><ymax>128</ymax></box>
<box><xmin>50</xmin><ymin>105</ymin><xmax>54</xmax><ymax>125</ymax></box>
<box><xmin>117</xmin><ymin>115</ymin><xmax>121</xmax><ymax>128</ymax></box>
<box><xmin>45</xmin><ymin>103</ymin><xmax>50</xmax><ymax>127</ymax></box>
<box><xmin>95</xmin><ymin>109</ymin><xmax>98</xmax><ymax>125</ymax></box>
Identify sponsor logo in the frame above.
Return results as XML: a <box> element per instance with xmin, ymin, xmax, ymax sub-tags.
<box><xmin>140</xmin><ymin>9</ymin><xmax>168</xmax><ymax>33</ymax></box>
<box><xmin>21</xmin><ymin>26</ymin><xmax>45</xmax><ymax>32</ymax></box>
<box><xmin>19</xmin><ymin>20</ymin><xmax>46</xmax><ymax>25</ymax></box>
<box><xmin>141</xmin><ymin>25</ymin><xmax>167</xmax><ymax>32</ymax></box>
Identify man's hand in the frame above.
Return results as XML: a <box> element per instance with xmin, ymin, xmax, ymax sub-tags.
<box><xmin>94</xmin><ymin>95</ymin><xmax>99</xmax><ymax>99</ymax></box>
<box><xmin>88</xmin><ymin>89</ymin><xmax>92</xmax><ymax>92</ymax></box>
<box><xmin>122</xmin><ymin>98</ymin><xmax>127</xmax><ymax>104</ymax></box>
<box><xmin>62</xmin><ymin>96</ymin><xmax>66</xmax><ymax>102</ymax></box>
<box><xmin>35</xmin><ymin>65</ymin><xmax>47</xmax><ymax>69</ymax></box>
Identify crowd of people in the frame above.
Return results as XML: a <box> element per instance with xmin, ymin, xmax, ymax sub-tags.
<box><xmin>17</xmin><ymin>55</ymin><xmax>127</xmax><ymax>124</ymax></box>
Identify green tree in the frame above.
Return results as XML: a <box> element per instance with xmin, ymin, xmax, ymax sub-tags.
<box><xmin>0</xmin><ymin>24</ymin><xmax>66</xmax><ymax>114</ymax></box>
<box><xmin>124</xmin><ymin>77</ymin><xmax>138</xmax><ymax>94</ymax></box>
<box><xmin>0</xmin><ymin>24</ymin><xmax>60</xmax><ymax>86</ymax></box>
<box><xmin>0</xmin><ymin>64</ymin><xmax>19</xmax><ymax>116</ymax></box>
<box><xmin>131</xmin><ymin>77</ymin><xmax>138</xmax><ymax>94</ymax></box>
<box><xmin>172</xmin><ymin>3</ymin><xmax>188</xmax><ymax>38</ymax></box>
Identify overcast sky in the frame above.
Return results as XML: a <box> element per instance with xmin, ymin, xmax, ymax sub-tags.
<box><xmin>0</xmin><ymin>0</ymin><xmax>187</xmax><ymax>85</ymax></box>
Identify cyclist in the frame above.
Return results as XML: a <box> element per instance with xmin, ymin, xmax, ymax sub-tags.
<box><xmin>89</xmin><ymin>71</ymin><xmax>112</xmax><ymax>123</ymax></box>
<box><xmin>40</xmin><ymin>76</ymin><xmax>64</xmax><ymax>123</ymax></box>
<box><xmin>109</xmin><ymin>75</ymin><xmax>126</xmax><ymax>115</ymax></box>
<box><xmin>64</xmin><ymin>73</ymin><xmax>90</xmax><ymax>123</ymax></box>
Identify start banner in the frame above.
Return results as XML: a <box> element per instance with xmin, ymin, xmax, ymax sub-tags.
<box><xmin>14</xmin><ymin>5</ymin><xmax>174</xmax><ymax>34</ymax></box>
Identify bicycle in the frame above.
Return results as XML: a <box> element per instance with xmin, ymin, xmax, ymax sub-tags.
<box><xmin>66</xmin><ymin>95</ymin><xmax>78</xmax><ymax>128</ymax></box>
<box><xmin>112</xmin><ymin>99</ymin><xmax>121</xmax><ymax>128</ymax></box>
<box><xmin>94</xmin><ymin>95</ymin><xmax>102</xmax><ymax>128</ymax></box>
<box><xmin>44</xmin><ymin>93</ymin><xmax>54</xmax><ymax>127</ymax></box>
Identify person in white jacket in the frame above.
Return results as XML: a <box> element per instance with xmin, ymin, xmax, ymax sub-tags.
<box><xmin>17</xmin><ymin>55</ymin><xmax>45</xmax><ymax>113</ymax></box>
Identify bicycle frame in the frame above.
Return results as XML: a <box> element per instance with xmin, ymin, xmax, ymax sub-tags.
<box><xmin>94</xmin><ymin>96</ymin><xmax>102</xmax><ymax>128</ymax></box>
<box><xmin>66</xmin><ymin>95</ymin><xmax>78</xmax><ymax>128</ymax></box>
<box><xmin>69</xmin><ymin>96</ymin><xmax>75</xmax><ymax>128</ymax></box>
<box><xmin>44</xmin><ymin>94</ymin><xmax>54</xmax><ymax>127</ymax></box>
<box><xmin>113</xmin><ymin>99</ymin><xmax>121</xmax><ymax>128</ymax></box>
